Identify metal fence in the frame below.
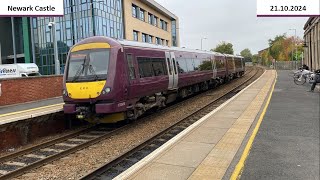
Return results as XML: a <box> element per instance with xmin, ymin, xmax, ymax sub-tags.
<box><xmin>274</xmin><ymin>61</ymin><xmax>302</xmax><ymax>70</ymax></box>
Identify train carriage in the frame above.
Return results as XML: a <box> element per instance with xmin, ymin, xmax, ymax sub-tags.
<box><xmin>63</xmin><ymin>36</ymin><xmax>245</xmax><ymax>123</ymax></box>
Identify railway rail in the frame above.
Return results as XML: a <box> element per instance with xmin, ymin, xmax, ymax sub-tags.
<box><xmin>0</xmin><ymin>67</ymin><xmax>260</xmax><ymax>180</ymax></box>
<box><xmin>81</xmin><ymin>67</ymin><xmax>263</xmax><ymax>180</ymax></box>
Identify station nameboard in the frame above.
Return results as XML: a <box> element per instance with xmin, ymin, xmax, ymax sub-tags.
<box><xmin>0</xmin><ymin>0</ymin><xmax>64</xmax><ymax>17</ymax></box>
<box><xmin>257</xmin><ymin>0</ymin><xmax>320</xmax><ymax>17</ymax></box>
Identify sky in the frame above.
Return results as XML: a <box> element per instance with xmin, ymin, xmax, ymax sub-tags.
<box><xmin>155</xmin><ymin>0</ymin><xmax>308</xmax><ymax>55</ymax></box>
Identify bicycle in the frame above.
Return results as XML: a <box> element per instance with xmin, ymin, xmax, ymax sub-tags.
<box><xmin>293</xmin><ymin>70</ymin><xmax>315</xmax><ymax>85</ymax></box>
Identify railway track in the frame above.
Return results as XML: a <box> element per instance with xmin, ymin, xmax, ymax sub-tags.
<box><xmin>81</xmin><ymin>67</ymin><xmax>263</xmax><ymax>180</ymax></box>
<box><xmin>0</xmin><ymin>67</ymin><xmax>259</xmax><ymax>179</ymax></box>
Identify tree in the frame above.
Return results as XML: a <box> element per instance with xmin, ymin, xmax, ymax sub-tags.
<box><xmin>240</xmin><ymin>48</ymin><xmax>253</xmax><ymax>62</ymax></box>
<box><xmin>211</xmin><ymin>41</ymin><xmax>234</xmax><ymax>54</ymax></box>
<box><xmin>252</xmin><ymin>54</ymin><xmax>259</xmax><ymax>64</ymax></box>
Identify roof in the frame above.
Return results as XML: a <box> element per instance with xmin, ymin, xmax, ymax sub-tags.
<box><xmin>118</xmin><ymin>39</ymin><xmax>241</xmax><ymax>58</ymax></box>
<box><xmin>303</xmin><ymin>17</ymin><xmax>319</xmax><ymax>30</ymax></box>
<box><xmin>141</xmin><ymin>0</ymin><xmax>178</xmax><ymax>20</ymax></box>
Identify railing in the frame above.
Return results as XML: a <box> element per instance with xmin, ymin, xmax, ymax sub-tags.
<box><xmin>274</xmin><ymin>61</ymin><xmax>301</xmax><ymax>70</ymax></box>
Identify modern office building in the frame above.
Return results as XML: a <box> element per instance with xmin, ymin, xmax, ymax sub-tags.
<box><xmin>0</xmin><ymin>0</ymin><xmax>179</xmax><ymax>75</ymax></box>
<box><xmin>304</xmin><ymin>17</ymin><xmax>320</xmax><ymax>70</ymax></box>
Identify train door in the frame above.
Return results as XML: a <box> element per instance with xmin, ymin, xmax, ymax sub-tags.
<box><xmin>165</xmin><ymin>52</ymin><xmax>178</xmax><ymax>90</ymax></box>
<box><xmin>211</xmin><ymin>56</ymin><xmax>217</xmax><ymax>79</ymax></box>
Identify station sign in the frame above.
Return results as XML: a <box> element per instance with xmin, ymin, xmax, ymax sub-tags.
<box><xmin>0</xmin><ymin>0</ymin><xmax>64</xmax><ymax>17</ymax></box>
<box><xmin>257</xmin><ymin>0</ymin><xmax>320</xmax><ymax>17</ymax></box>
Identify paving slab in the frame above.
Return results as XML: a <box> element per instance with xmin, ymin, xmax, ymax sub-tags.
<box><xmin>182</xmin><ymin>126</ymin><xmax>228</xmax><ymax>144</ymax></box>
<box><xmin>131</xmin><ymin>163</ymin><xmax>194</xmax><ymax>180</ymax></box>
<box><xmin>155</xmin><ymin>141</ymin><xmax>214</xmax><ymax>168</ymax></box>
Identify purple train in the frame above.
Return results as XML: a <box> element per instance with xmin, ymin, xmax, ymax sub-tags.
<box><xmin>63</xmin><ymin>36</ymin><xmax>245</xmax><ymax>123</ymax></box>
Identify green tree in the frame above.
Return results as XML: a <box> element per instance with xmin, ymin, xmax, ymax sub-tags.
<box><xmin>240</xmin><ymin>48</ymin><xmax>253</xmax><ymax>62</ymax></box>
<box><xmin>252</xmin><ymin>54</ymin><xmax>259</xmax><ymax>64</ymax></box>
<box><xmin>211</xmin><ymin>41</ymin><xmax>234</xmax><ymax>54</ymax></box>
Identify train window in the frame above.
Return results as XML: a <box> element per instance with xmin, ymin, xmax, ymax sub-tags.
<box><xmin>138</xmin><ymin>57</ymin><xmax>154</xmax><ymax>78</ymax></box>
<box><xmin>216</xmin><ymin>59</ymin><xmax>225</xmax><ymax>70</ymax></box>
<box><xmin>167</xmin><ymin>58</ymin><xmax>172</xmax><ymax>75</ymax></box>
<box><xmin>152</xmin><ymin>58</ymin><xmax>167</xmax><ymax>76</ymax></box>
<box><xmin>172</xmin><ymin>58</ymin><xmax>177</xmax><ymax>74</ymax></box>
<box><xmin>126</xmin><ymin>54</ymin><xmax>136</xmax><ymax>80</ymax></box>
<box><xmin>177</xmin><ymin>58</ymin><xmax>188</xmax><ymax>73</ymax></box>
<box><xmin>199</xmin><ymin>60</ymin><xmax>212</xmax><ymax>71</ymax></box>
<box><xmin>235</xmin><ymin>58</ymin><xmax>242</xmax><ymax>68</ymax></box>
<box><xmin>185</xmin><ymin>58</ymin><xmax>195</xmax><ymax>72</ymax></box>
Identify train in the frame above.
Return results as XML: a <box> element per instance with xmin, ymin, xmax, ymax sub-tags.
<box><xmin>62</xmin><ymin>36</ymin><xmax>245</xmax><ymax>123</ymax></box>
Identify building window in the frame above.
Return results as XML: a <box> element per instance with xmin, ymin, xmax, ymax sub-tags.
<box><xmin>132</xmin><ymin>5</ymin><xmax>137</xmax><ymax>18</ymax></box>
<box><xmin>163</xmin><ymin>39</ymin><xmax>166</xmax><ymax>45</ymax></box>
<box><xmin>142</xmin><ymin>33</ymin><xmax>147</xmax><ymax>42</ymax></box>
<box><xmin>133</xmin><ymin>31</ymin><xmax>138</xmax><ymax>41</ymax></box>
<box><xmin>160</xmin><ymin>19</ymin><xmax>164</xmax><ymax>29</ymax></box>
<box><xmin>166</xmin><ymin>40</ymin><xmax>169</xmax><ymax>46</ymax></box>
<box><xmin>154</xmin><ymin>16</ymin><xmax>158</xmax><ymax>26</ymax></box>
<box><xmin>148</xmin><ymin>35</ymin><xmax>153</xmax><ymax>43</ymax></box>
<box><xmin>155</xmin><ymin>37</ymin><xmax>159</xmax><ymax>44</ymax></box>
<box><xmin>140</xmin><ymin>9</ymin><xmax>145</xmax><ymax>21</ymax></box>
<box><xmin>164</xmin><ymin>22</ymin><xmax>168</xmax><ymax>31</ymax></box>
<box><xmin>148</xmin><ymin>13</ymin><xmax>153</xmax><ymax>24</ymax></box>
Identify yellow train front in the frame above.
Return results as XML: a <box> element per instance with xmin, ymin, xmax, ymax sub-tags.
<box><xmin>62</xmin><ymin>37</ymin><xmax>129</xmax><ymax>123</ymax></box>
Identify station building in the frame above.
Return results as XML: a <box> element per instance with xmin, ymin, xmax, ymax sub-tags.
<box><xmin>0</xmin><ymin>0</ymin><xmax>179</xmax><ymax>75</ymax></box>
<box><xmin>303</xmin><ymin>17</ymin><xmax>320</xmax><ymax>70</ymax></box>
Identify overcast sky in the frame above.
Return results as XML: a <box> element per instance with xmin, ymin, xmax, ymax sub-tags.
<box><xmin>155</xmin><ymin>0</ymin><xmax>308</xmax><ymax>54</ymax></box>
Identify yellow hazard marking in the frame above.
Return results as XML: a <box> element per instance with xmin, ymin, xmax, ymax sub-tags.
<box><xmin>230</xmin><ymin>71</ymin><xmax>277</xmax><ymax>180</ymax></box>
<box><xmin>71</xmin><ymin>43</ymin><xmax>111</xmax><ymax>52</ymax></box>
<box><xmin>0</xmin><ymin>103</ymin><xmax>64</xmax><ymax>119</ymax></box>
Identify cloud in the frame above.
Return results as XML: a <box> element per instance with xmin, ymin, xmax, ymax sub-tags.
<box><xmin>156</xmin><ymin>0</ymin><xmax>308</xmax><ymax>54</ymax></box>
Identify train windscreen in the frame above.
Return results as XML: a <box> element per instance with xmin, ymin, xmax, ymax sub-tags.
<box><xmin>66</xmin><ymin>49</ymin><xmax>110</xmax><ymax>82</ymax></box>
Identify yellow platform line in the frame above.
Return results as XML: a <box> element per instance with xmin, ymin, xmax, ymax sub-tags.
<box><xmin>230</xmin><ymin>72</ymin><xmax>277</xmax><ymax>180</ymax></box>
<box><xmin>0</xmin><ymin>103</ymin><xmax>64</xmax><ymax>118</ymax></box>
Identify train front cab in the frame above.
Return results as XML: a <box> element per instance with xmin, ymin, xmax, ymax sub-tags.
<box><xmin>63</xmin><ymin>38</ymin><xmax>129</xmax><ymax>123</ymax></box>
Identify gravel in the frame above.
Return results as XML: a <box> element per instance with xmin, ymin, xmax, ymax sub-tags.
<box><xmin>16</xmin><ymin>67</ymin><xmax>261</xmax><ymax>180</ymax></box>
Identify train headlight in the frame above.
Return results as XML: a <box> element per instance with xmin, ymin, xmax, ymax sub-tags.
<box><xmin>63</xmin><ymin>89</ymin><xmax>68</xmax><ymax>97</ymax></box>
<box><xmin>102</xmin><ymin>87</ymin><xmax>111</xmax><ymax>95</ymax></box>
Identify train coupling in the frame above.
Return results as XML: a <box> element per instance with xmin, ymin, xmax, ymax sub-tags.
<box><xmin>75</xmin><ymin>106</ymin><xmax>91</xmax><ymax>119</ymax></box>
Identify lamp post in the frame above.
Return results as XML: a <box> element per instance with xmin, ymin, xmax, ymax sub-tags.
<box><xmin>201</xmin><ymin>37</ymin><xmax>207</xmax><ymax>50</ymax></box>
<box><xmin>49</xmin><ymin>18</ymin><xmax>60</xmax><ymax>75</ymax></box>
<box><xmin>289</xmin><ymin>29</ymin><xmax>297</xmax><ymax>61</ymax></box>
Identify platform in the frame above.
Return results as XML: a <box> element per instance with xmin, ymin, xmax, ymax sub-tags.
<box><xmin>0</xmin><ymin>97</ymin><xmax>63</xmax><ymax>125</ymax></box>
<box><xmin>114</xmin><ymin>69</ymin><xmax>277</xmax><ymax>180</ymax></box>
<box><xmin>240</xmin><ymin>70</ymin><xmax>319</xmax><ymax>179</ymax></box>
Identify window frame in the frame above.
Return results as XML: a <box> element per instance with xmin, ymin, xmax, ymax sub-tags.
<box><xmin>133</xmin><ymin>30</ymin><xmax>138</xmax><ymax>41</ymax></box>
<box><xmin>140</xmin><ymin>9</ymin><xmax>145</xmax><ymax>21</ymax></box>
<box><xmin>126</xmin><ymin>54</ymin><xmax>136</xmax><ymax>80</ymax></box>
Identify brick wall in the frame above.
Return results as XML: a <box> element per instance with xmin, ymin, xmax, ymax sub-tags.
<box><xmin>0</xmin><ymin>76</ymin><xmax>63</xmax><ymax>106</ymax></box>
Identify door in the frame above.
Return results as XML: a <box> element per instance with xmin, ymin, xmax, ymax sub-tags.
<box><xmin>211</xmin><ymin>56</ymin><xmax>217</xmax><ymax>79</ymax></box>
<box><xmin>165</xmin><ymin>52</ymin><xmax>179</xmax><ymax>90</ymax></box>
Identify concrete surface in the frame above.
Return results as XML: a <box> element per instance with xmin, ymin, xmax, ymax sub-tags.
<box><xmin>0</xmin><ymin>97</ymin><xmax>63</xmax><ymax>115</ymax></box>
<box><xmin>241</xmin><ymin>70</ymin><xmax>320</xmax><ymax>180</ymax></box>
